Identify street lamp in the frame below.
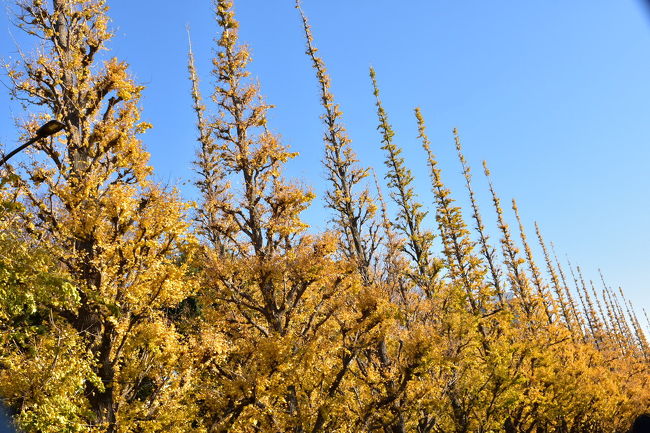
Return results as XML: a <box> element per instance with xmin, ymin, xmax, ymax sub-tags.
<box><xmin>0</xmin><ymin>120</ymin><xmax>65</xmax><ymax>167</ymax></box>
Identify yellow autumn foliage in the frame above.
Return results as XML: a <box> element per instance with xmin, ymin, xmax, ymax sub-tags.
<box><xmin>0</xmin><ymin>1</ymin><xmax>647</xmax><ymax>433</ymax></box>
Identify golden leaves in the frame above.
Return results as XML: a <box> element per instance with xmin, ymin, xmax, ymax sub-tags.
<box><xmin>1</xmin><ymin>1</ymin><xmax>648</xmax><ymax>432</ymax></box>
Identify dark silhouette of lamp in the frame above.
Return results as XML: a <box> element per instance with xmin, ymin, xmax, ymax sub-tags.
<box><xmin>0</xmin><ymin>120</ymin><xmax>65</xmax><ymax>167</ymax></box>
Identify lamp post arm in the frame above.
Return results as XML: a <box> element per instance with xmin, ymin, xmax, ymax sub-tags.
<box><xmin>0</xmin><ymin>120</ymin><xmax>65</xmax><ymax>168</ymax></box>
<box><xmin>0</xmin><ymin>136</ymin><xmax>40</xmax><ymax>167</ymax></box>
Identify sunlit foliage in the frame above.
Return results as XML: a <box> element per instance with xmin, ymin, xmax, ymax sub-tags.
<box><xmin>0</xmin><ymin>0</ymin><xmax>648</xmax><ymax>432</ymax></box>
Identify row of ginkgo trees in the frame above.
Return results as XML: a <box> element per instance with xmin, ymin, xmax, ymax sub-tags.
<box><xmin>0</xmin><ymin>0</ymin><xmax>648</xmax><ymax>432</ymax></box>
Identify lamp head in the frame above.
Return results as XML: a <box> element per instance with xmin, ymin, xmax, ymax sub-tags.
<box><xmin>35</xmin><ymin>120</ymin><xmax>65</xmax><ymax>138</ymax></box>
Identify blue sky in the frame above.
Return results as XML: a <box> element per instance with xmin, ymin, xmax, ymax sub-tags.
<box><xmin>1</xmin><ymin>1</ymin><xmax>649</xmax><ymax>316</ymax></box>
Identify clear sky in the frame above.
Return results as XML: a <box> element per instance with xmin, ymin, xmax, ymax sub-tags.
<box><xmin>1</xmin><ymin>1</ymin><xmax>649</xmax><ymax>316</ymax></box>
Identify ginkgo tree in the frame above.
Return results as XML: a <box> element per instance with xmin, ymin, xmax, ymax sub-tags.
<box><xmin>1</xmin><ymin>0</ymin><xmax>197</xmax><ymax>432</ymax></box>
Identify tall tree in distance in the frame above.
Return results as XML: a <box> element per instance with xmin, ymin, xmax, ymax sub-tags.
<box><xmin>297</xmin><ymin>1</ymin><xmax>380</xmax><ymax>284</ymax></box>
<box><xmin>187</xmin><ymin>28</ymin><xmax>230</xmax><ymax>253</ymax></box>
<box><xmin>370</xmin><ymin>68</ymin><xmax>439</xmax><ymax>298</ymax></box>
<box><xmin>417</xmin><ymin>116</ymin><xmax>488</xmax><ymax>315</ymax></box>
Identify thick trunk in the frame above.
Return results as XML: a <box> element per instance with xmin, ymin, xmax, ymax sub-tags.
<box><xmin>75</xmin><ymin>301</ymin><xmax>117</xmax><ymax>431</ymax></box>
